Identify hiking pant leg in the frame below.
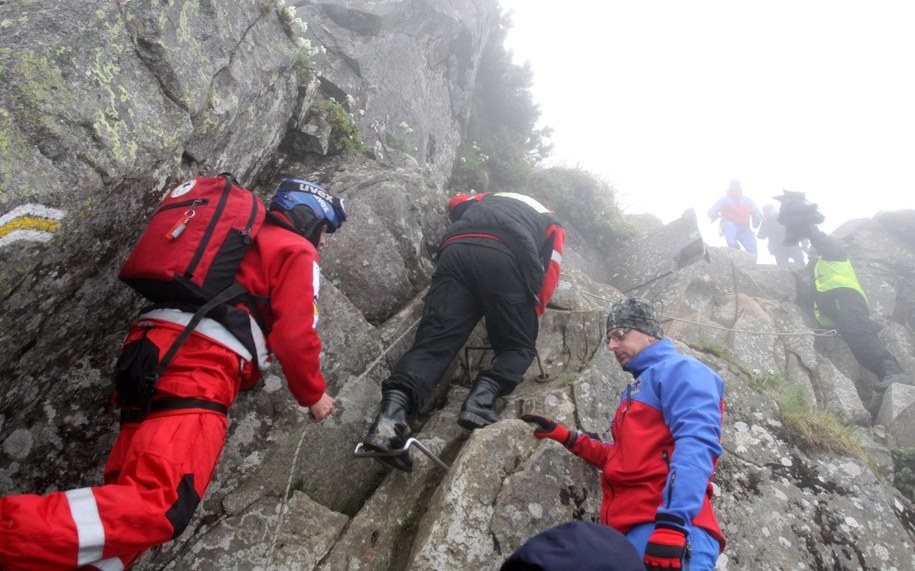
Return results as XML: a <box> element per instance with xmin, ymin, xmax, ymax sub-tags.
<box><xmin>0</xmin><ymin>411</ymin><xmax>227</xmax><ymax>571</ymax></box>
<box><xmin>786</xmin><ymin>245</ymin><xmax>805</xmax><ymax>264</ymax></box>
<box><xmin>383</xmin><ymin>245</ymin><xmax>483</xmax><ymax>410</ymax></box>
<box><xmin>832</xmin><ymin>290</ymin><xmax>904</xmax><ymax>381</ymax></box>
<box><xmin>720</xmin><ymin>221</ymin><xmax>739</xmax><ymax>248</ymax></box>
<box><xmin>737</xmin><ymin>224</ymin><xmax>758</xmax><ymax>254</ymax></box>
<box><xmin>474</xmin><ymin>252</ymin><xmax>538</xmax><ymax>395</ymax></box>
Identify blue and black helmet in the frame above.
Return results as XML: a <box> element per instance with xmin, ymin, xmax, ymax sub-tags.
<box><xmin>269</xmin><ymin>178</ymin><xmax>347</xmax><ymax>246</ymax></box>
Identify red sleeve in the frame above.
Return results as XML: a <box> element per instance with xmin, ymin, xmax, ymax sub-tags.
<box><xmin>447</xmin><ymin>192</ymin><xmax>488</xmax><ymax>221</ymax></box>
<box><xmin>266</xmin><ymin>247</ymin><xmax>327</xmax><ymax>407</ymax></box>
<box><xmin>535</xmin><ymin>224</ymin><xmax>565</xmax><ymax>316</ymax></box>
<box><xmin>569</xmin><ymin>431</ymin><xmax>613</xmax><ymax>468</ymax></box>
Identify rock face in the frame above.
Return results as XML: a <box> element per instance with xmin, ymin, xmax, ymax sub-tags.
<box><xmin>1</xmin><ymin>2</ymin><xmax>914</xmax><ymax>570</ymax></box>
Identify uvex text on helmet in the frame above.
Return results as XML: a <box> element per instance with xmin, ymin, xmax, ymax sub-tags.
<box><xmin>270</xmin><ymin>179</ymin><xmax>347</xmax><ymax>245</ymax></box>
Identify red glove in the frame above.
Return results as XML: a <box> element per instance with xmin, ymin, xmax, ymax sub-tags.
<box><xmin>520</xmin><ymin>414</ymin><xmax>577</xmax><ymax>447</ymax></box>
<box><xmin>643</xmin><ymin>527</ymin><xmax>687</xmax><ymax>570</ymax></box>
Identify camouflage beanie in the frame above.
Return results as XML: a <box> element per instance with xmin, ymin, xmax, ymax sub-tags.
<box><xmin>606</xmin><ymin>298</ymin><xmax>663</xmax><ymax>338</ymax></box>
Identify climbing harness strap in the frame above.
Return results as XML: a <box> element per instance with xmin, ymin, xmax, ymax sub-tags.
<box><xmin>119</xmin><ymin>397</ymin><xmax>228</xmax><ymax>424</ymax></box>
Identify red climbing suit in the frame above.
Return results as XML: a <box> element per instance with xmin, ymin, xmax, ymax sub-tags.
<box><xmin>0</xmin><ymin>222</ymin><xmax>326</xmax><ymax>570</ymax></box>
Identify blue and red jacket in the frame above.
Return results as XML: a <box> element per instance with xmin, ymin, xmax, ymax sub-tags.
<box><xmin>707</xmin><ymin>193</ymin><xmax>762</xmax><ymax>227</ymax></box>
<box><xmin>568</xmin><ymin>338</ymin><xmax>726</xmax><ymax>550</ymax></box>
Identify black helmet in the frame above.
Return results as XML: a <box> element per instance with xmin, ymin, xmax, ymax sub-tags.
<box><xmin>269</xmin><ymin>178</ymin><xmax>347</xmax><ymax>246</ymax></box>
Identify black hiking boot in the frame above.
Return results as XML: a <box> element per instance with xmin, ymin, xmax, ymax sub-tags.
<box><xmin>457</xmin><ymin>377</ymin><xmax>503</xmax><ymax>430</ymax></box>
<box><xmin>362</xmin><ymin>390</ymin><xmax>413</xmax><ymax>472</ymax></box>
<box><xmin>867</xmin><ymin>372</ymin><xmax>911</xmax><ymax>423</ymax></box>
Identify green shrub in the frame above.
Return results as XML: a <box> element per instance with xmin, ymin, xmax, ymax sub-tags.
<box><xmin>385</xmin><ymin>133</ymin><xmax>411</xmax><ymax>154</ymax></box>
<box><xmin>693</xmin><ymin>332</ymin><xmax>737</xmax><ymax>366</ymax></box>
<box><xmin>777</xmin><ymin>386</ymin><xmax>863</xmax><ymax>458</ymax></box>
<box><xmin>452</xmin><ymin>11</ymin><xmax>550</xmax><ymax>193</ymax></box>
<box><xmin>750</xmin><ymin>369</ymin><xmax>865</xmax><ymax>460</ymax></box>
<box><xmin>451</xmin><ymin>140</ymin><xmax>491</xmax><ymax>192</ymax></box>
<box><xmin>524</xmin><ymin>167</ymin><xmax>635</xmax><ymax>250</ymax></box>
<box><xmin>891</xmin><ymin>448</ymin><xmax>915</xmax><ymax>500</ymax></box>
<box><xmin>316</xmin><ymin>97</ymin><xmax>364</xmax><ymax>156</ymax></box>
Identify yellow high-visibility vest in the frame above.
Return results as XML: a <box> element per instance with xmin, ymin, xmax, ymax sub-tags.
<box><xmin>813</xmin><ymin>258</ymin><xmax>868</xmax><ymax>326</ymax></box>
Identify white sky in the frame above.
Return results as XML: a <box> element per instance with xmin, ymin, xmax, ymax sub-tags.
<box><xmin>498</xmin><ymin>0</ymin><xmax>914</xmax><ymax>258</ymax></box>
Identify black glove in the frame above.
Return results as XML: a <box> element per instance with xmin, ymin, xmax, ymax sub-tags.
<box><xmin>520</xmin><ymin>414</ymin><xmax>577</xmax><ymax>447</ymax></box>
<box><xmin>643</xmin><ymin>526</ymin><xmax>688</xmax><ymax>570</ymax></box>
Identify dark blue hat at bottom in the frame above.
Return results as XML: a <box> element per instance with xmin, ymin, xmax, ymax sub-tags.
<box><xmin>501</xmin><ymin>521</ymin><xmax>645</xmax><ymax>571</ymax></box>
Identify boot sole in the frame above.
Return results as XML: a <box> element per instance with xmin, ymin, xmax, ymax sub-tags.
<box><xmin>373</xmin><ymin>455</ymin><xmax>413</xmax><ymax>473</ymax></box>
<box><xmin>457</xmin><ymin>411</ymin><xmax>498</xmax><ymax>430</ymax></box>
<box><xmin>362</xmin><ymin>439</ymin><xmax>413</xmax><ymax>473</ymax></box>
<box><xmin>363</xmin><ymin>434</ymin><xmax>395</xmax><ymax>453</ymax></box>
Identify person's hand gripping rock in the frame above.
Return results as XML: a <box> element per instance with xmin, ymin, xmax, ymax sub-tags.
<box><xmin>521</xmin><ymin>414</ymin><xmax>578</xmax><ymax>447</ymax></box>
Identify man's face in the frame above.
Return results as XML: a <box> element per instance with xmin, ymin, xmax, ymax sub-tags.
<box><xmin>317</xmin><ymin>224</ymin><xmax>329</xmax><ymax>248</ymax></box>
<box><xmin>606</xmin><ymin>328</ymin><xmax>656</xmax><ymax>367</ymax></box>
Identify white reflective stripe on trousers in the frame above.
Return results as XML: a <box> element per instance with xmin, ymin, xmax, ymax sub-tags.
<box><xmin>87</xmin><ymin>557</ymin><xmax>126</xmax><ymax>571</ymax></box>
<box><xmin>64</xmin><ymin>488</ymin><xmax>105</xmax><ymax>566</ymax></box>
<box><xmin>551</xmin><ymin>250</ymin><xmax>562</xmax><ymax>264</ymax></box>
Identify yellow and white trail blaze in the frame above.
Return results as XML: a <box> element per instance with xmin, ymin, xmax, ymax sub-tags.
<box><xmin>0</xmin><ymin>204</ymin><xmax>66</xmax><ymax>248</ymax></box>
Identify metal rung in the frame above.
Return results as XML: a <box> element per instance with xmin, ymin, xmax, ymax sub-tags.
<box><xmin>353</xmin><ymin>437</ymin><xmax>449</xmax><ymax>470</ymax></box>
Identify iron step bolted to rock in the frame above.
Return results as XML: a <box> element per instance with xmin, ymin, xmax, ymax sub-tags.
<box><xmin>353</xmin><ymin>437</ymin><xmax>450</xmax><ymax>470</ymax></box>
<box><xmin>352</xmin><ymin>345</ymin><xmax>550</xmax><ymax>471</ymax></box>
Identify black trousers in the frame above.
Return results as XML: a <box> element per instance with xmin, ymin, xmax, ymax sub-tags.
<box><xmin>816</xmin><ymin>288</ymin><xmax>903</xmax><ymax>384</ymax></box>
<box><xmin>382</xmin><ymin>242</ymin><xmax>539</xmax><ymax>411</ymax></box>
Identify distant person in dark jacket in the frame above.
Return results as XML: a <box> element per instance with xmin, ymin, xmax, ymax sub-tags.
<box><xmin>757</xmin><ymin>203</ymin><xmax>806</xmax><ymax>265</ymax></box>
<box><xmin>361</xmin><ymin>191</ymin><xmax>565</xmax><ymax>472</ymax></box>
<box><xmin>776</xmin><ymin>191</ymin><xmax>911</xmax><ymax>419</ymax></box>
<box><xmin>707</xmin><ymin>179</ymin><xmax>763</xmax><ymax>258</ymax></box>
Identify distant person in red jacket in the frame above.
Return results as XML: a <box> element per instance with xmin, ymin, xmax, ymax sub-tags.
<box><xmin>707</xmin><ymin>179</ymin><xmax>763</xmax><ymax>259</ymax></box>
<box><xmin>523</xmin><ymin>298</ymin><xmax>725</xmax><ymax>571</ymax></box>
<box><xmin>0</xmin><ymin>177</ymin><xmax>346</xmax><ymax>571</ymax></box>
<box><xmin>361</xmin><ymin>192</ymin><xmax>565</xmax><ymax>472</ymax></box>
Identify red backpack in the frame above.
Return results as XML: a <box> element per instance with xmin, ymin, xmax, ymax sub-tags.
<box><xmin>119</xmin><ymin>173</ymin><xmax>265</xmax><ymax>305</ymax></box>
<box><xmin>116</xmin><ymin>173</ymin><xmax>266</xmax><ymax>408</ymax></box>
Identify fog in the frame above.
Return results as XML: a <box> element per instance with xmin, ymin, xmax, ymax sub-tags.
<box><xmin>499</xmin><ymin>0</ymin><xmax>915</xmax><ymax>262</ymax></box>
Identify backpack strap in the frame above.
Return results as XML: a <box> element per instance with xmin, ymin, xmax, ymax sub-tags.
<box><xmin>149</xmin><ymin>282</ymin><xmax>249</xmax><ymax>385</ymax></box>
